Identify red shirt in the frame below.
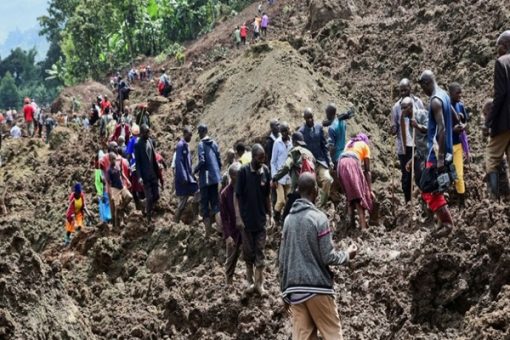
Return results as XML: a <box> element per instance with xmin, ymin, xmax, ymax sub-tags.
<box><xmin>240</xmin><ymin>26</ymin><xmax>248</xmax><ymax>38</ymax></box>
<box><xmin>101</xmin><ymin>100</ymin><xmax>111</xmax><ymax>112</ymax></box>
<box><xmin>23</xmin><ymin>104</ymin><xmax>34</xmax><ymax>122</ymax></box>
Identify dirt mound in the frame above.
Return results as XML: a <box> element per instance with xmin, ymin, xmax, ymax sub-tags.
<box><xmin>196</xmin><ymin>41</ymin><xmax>350</xmax><ymax>146</ymax></box>
<box><xmin>51</xmin><ymin>81</ymin><xmax>113</xmax><ymax>114</ymax></box>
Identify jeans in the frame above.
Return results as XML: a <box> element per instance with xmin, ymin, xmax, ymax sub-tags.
<box><xmin>200</xmin><ymin>184</ymin><xmax>219</xmax><ymax>218</ymax></box>
<box><xmin>398</xmin><ymin>147</ymin><xmax>413</xmax><ymax>202</ymax></box>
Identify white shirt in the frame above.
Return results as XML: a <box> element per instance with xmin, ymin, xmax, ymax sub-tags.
<box><xmin>10</xmin><ymin>126</ymin><xmax>21</xmax><ymax>138</ymax></box>
<box><xmin>404</xmin><ymin>118</ymin><xmax>414</xmax><ymax>147</ymax></box>
<box><xmin>271</xmin><ymin>137</ymin><xmax>292</xmax><ymax>185</ymax></box>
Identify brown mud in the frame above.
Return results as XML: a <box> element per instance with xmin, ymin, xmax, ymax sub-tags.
<box><xmin>0</xmin><ymin>0</ymin><xmax>510</xmax><ymax>339</ymax></box>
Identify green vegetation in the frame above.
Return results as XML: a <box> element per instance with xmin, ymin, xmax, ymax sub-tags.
<box><xmin>38</xmin><ymin>0</ymin><xmax>253</xmax><ymax>84</ymax></box>
<box><xmin>0</xmin><ymin>48</ymin><xmax>60</xmax><ymax>109</ymax></box>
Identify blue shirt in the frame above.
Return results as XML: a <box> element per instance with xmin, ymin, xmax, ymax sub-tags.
<box><xmin>328</xmin><ymin>118</ymin><xmax>346</xmax><ymax>163</ymax></box>
<box><xmin>452</xmin><ymin>101</ymin><xmax>467</xmax><ymax>145</ymax></box>
<box><xmin>427</xmin><ymin>88</ymin><xmax>453</xmax><ymax>162</ymax></box>
<box><xmin>299</xmin><ymin>123</ymin><xmax>330</xmax><ymax>167</ymax></box>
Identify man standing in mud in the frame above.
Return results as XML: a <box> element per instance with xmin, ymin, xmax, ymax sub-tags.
<box><xmin>194</xmin><ymin>124</ymin><xmax>222</xmax><ymax>236</ymax></box>
<box><xmin>279</xmin><ymin>173</ymin><xmax>357</xmax><ymax>339</ymax></box>
<box><xmin>299</xmin><ymin>108</ymin><xmax>333</xmax><ymax>208</ymax></box>
<box><xmin>220</xmin><ymin>163</ymin><xmax>242</xmax><ymax>285</ymax></box>
<box><xmin>418</xmin><ymin>70</ymin><xmax>454</xmax><ymax>237</ymax></box>
<box><xmin>391</xmin><ymin>78</ymin><xmax>425</xmax><ymax>203</ymax></box>
<box><xmin>174</xmin><ymin>126</ymin><xmax>199</xmax><ymax>223</ymax></box>
<box><xmin>324</xmin><ymin>103</ymin><xmax>347</xmax><ymax>169</ymax></box>
<box><xmin>235</xmin><ymin>144</ymin><xmax>272</xmax><ymax>295</ymax></box>
<box><xmin>135</xmin><ymin>124</ymin><xmax>161</xmax><ymax>224</ymax></box>
<box><xmin>485</xmin><ymin>30</ymin><xmax>510</xmax><ymax>198</ymax></box>
<box><xmin>265</xmin><ymin>119</ymin><xmax>280</xmax><ymax>167</ymax></box>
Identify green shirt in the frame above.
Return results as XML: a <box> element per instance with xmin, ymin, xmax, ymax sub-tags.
<box><xmin>94</xmin><ymin>169</ymin><xmax>104</xmax><ymax>196</ymax></box>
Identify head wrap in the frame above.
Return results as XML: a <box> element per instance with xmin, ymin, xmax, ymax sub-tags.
<box><xmin>347</xmin><ymin>133</ymin><xmax>370</xmax><ymax>148</ymax></box>
<box><xmin>74</xmin><ymin>182</ymin><xmax>82</xmax><ymax>194</ymax></box>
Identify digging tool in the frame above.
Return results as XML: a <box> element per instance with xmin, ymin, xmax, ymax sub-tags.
<box><xmin>410</xmin><ymin>121</ymin><xmax>416</xmax><ymax>227</ymax></box>
<box><xmin>389</xmin><ymin>79</ymin><xmax>396</xmax><ymax>220</ymax></box>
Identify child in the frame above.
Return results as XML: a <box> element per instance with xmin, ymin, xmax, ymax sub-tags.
<box><xmin>65</xmin><ymin>183</ymin><xmax>91</xmax><ymax>246</ymax></box>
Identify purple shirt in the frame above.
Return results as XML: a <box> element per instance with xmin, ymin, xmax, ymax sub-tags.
<box><xmin>261</xmin><ymin>15</ymin><xmax>269</xmax><ymax>28</ymax></box>
<box><xmin>220</xmin><ymin>184</ymin><xmax>241</xmax><ymax>243</ymax></box>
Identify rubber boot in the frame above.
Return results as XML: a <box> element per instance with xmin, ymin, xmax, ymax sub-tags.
<box><xmin>458</xmin><ymin>193</ymin><xmax>465</xmax><ymax>209</ymax></box>
<box><xmin>192</xmin><ymin>202</ymin><xmax>199</xmax><ymax>221</ymax></box>
<box><xmin>254</xmin><ymin>267</ymin><xmax>266</xmax><ymax>296</ymax></box>
<box><xmin>433</xmin><ymin>206</ymin><xmax>453</xmax><ymax>238</ymax></box>
<box><xmin>204</xmin><ymin>217</ymin><xmax>213</xmax><ymax>238</ymax></box>
<box><xmin>245</xmin><ymin>264</ymin><xmax>255</xmax><ymax>294</ymax></box>
<box><xmin>64</xmin><ymin>232</ymin><xmax>71</xmax><ymax>246</ymax></box>
<box><xmin>488</xmin><ymin>172</ymin><xmax>500</xmax><ymax>199</ymax></box>
<box><xmin>274</xmin><ymin>211</ymin><xmax>281</xmax><ymax>226</ymax></box>
<box><xmin>214</xmin><ymin>213</ymin><xmax>223</xmax><ymax>234</ymax></box>
<box><xmin>225</xmin><ymin>274</ymin><xmax>233</xmax><ymax>286</ymax></box>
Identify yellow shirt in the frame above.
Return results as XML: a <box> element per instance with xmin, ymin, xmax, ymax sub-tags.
<box><xmin>239</xmin><ymin>152</ymin><xmax>252</xmax><ymax>165</ymax></box>
<box><xmin>344</xmin><ymin>141</ymin><xmax>370</xmax><ymax>161</ymax></box>
<box><xmin>74</xmin><ymin>196</ymin><xmax>83</xmax><ymax>212</ymax></box>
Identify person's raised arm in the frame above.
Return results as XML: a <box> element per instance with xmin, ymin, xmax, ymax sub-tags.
<box><xmin>327</xmin><ymin>126</ymin><xmax>336</xmax><ymax>160</ymax></box>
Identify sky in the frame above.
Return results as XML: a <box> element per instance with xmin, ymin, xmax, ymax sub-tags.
<box><xmin>0</xmin><ymin>0</ymin><xmax>48</xmax><ymax>43</ymax></box>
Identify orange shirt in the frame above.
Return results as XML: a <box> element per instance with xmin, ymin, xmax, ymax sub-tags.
<box><xmin>344</xmin><ymin>141</ymin><xmax>370</xmax><ymax>161</ymax></box>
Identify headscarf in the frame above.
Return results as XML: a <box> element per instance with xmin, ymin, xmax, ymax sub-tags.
<box><xmin>132</xmin><ymin>124</ymin><xmax>140</xmax><ymax>135</ymax></box>
<box><xmin>347</xmin><ymin>133</ymin><xmax>370</xmax><ymax>148</ymax></box>
<box><xmin>74</xmin><ymin>182</ymin><xmax>82</xmax><ymax>194</ymax></box>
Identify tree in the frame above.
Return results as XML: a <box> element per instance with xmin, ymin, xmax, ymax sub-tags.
<box><xmin>0</xmin><ymin>72</ymin><xmax>20</xmax><ymax>109</ymax></box>
<box><xmin>37</xmin><ymin>0</ymin><xmax>251</xmax><ymax>83</ymax></box>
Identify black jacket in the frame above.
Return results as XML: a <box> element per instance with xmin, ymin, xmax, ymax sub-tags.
<box><xmin>134</xmin><ymin>137</ymin><xmax>159</xmax><ymax>182</ymax></box>
<box><xmin>488</xmin><ymin>54</ymin><xmax>510</xmax><ymax>137</ymax></box>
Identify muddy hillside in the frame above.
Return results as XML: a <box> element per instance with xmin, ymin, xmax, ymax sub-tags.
<box><xmin>0</xmin><ymin>0</ymin><xmax>509</xmax><ymax>339</ymax></box>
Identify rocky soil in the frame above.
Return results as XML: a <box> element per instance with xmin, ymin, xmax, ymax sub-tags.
<box><xmin>1</xmin><ymin>0</ymin><xmax>510</xmax><ymax>339</ymax></box>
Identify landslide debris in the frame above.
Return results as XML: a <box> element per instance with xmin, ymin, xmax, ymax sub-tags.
<box><xmin>0</xmin><ymin>0</ymin><xmax>509</xmax><ymax>339</ymax></box>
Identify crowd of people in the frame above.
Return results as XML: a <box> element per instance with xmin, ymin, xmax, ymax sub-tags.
<box><xmin>2</xmin><ymin>17</ymin><xmax>509</xmax><ymax>338</ymax></box>
<box><xmin>233</xmin><ymin>7</ymin><xmax>271</xmax><ymax>47</ymax></box>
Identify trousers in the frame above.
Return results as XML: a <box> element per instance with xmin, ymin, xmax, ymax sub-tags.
<box><xmin>290</xmin><ymin>294</ymin><xmax>343</xmax><ymax>340</ymax></box>
<box><xmin>275</xmin><ymin>183</ymin><xmax>290</xmax><ymax>213</ymax></box>
<box><xmin>486</xmin><ymin>130</ymin><xmax>510</xmax><ymax>173</ymax></box>
<box><xmin>453</xmin><ymin>143</ymin><xmax>465</xmax><ymax>194</ymax></box>
<box><xmin>398</xmin><ymin>147</ymin><xmax>413</xmax><ymax>202</ymax></box>
<box><xmin>225</xmin><ymin>239</ymin><xmax>241</xmax><ymax>279</ymax></box>
<box><xmin>241</xmin><ymin>228</ymin><xmax>266</xmax><ymax>268</ymax></box>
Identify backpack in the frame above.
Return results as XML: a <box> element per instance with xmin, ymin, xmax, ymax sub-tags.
<box><xmin>299</xmin><ymin>153</ymin><xmax>315</xmax><ymax>175</ymax></box>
